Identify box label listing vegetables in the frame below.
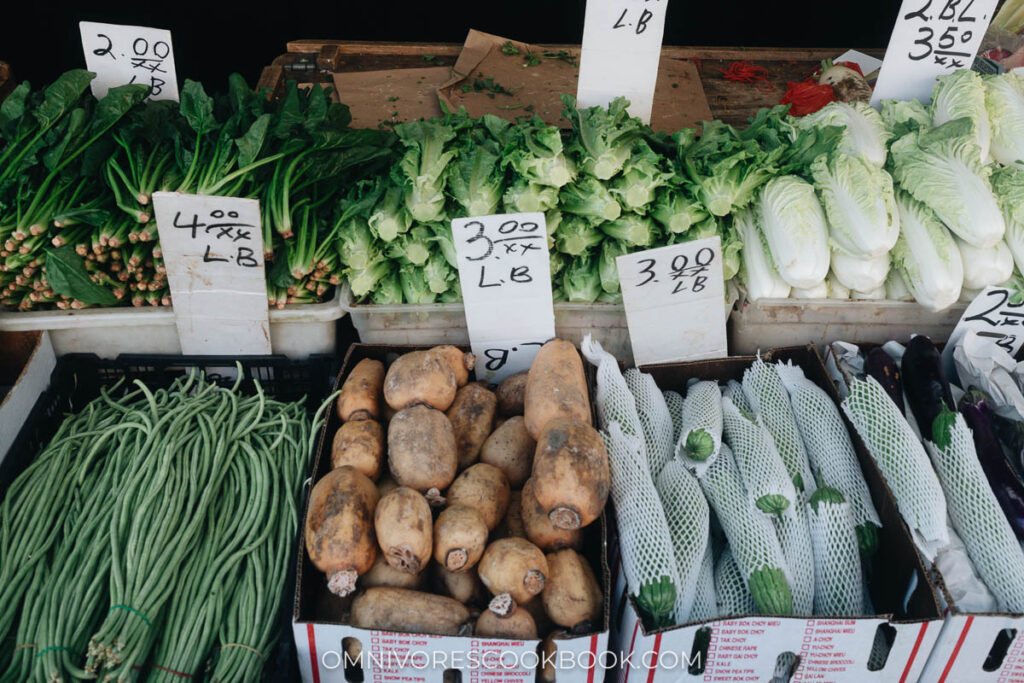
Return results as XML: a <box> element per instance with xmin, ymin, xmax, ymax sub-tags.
<box><xmin>451</xmin><ymin>212</ymin><xmax>555</xmax><ymax>382</ymax></box>
<box><xmin>152</xmin><ymin>192</ymin><xmax>272</xmax><ymax>355</ymax></box>
<box><xmin>80</xmin><ymin>21</ymin><xmax>179</xmax><ymax>101</ymax></box>
<box><xmin>871</xmin><ymin>0</ymin><xmax>997</xmax><ymax>104</ymax></box>
<box><xmin>617</xmin><ymin>235</ymin><xmax>727</xmax><ymax>366</ymax></box>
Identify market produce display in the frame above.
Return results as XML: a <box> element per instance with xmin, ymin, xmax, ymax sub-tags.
<box><xmin>0</xmin><ymin>368</ymin><xmax>330</xmax><ymax>682</ymax></box>
<box><xmin>836</xmin><ymin>336</ymin><xmax>1024</xmax><ymax>614</ymax></box>
<box><xmin>303</xmin><ymin>342</ymin><xmax>607</xmax><ymax>646</ymax></box>
<box><xmin>583</xmin><ymin>337</ymin><xmax>881</xmax><ymax>628</ymax></box>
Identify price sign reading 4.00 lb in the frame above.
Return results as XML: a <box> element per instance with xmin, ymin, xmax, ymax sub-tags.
<box><xmin>452</xmin><ymin>213</ymin><xmax>555</xmax><ymax>382</ymax></box>
<box><xmin>80</xmin><ymin>22</ymin><xmax>179</xmax><ymax>101</ymax></box>
<box><xmin>617</xmin><ymin>236</ymin><xmax>727</xmax><ymax>366</ymax></box>
<box><xmin>152</xmin><ymin>192</ymin><xmax>271</xmax><ymax>356</ymax></box>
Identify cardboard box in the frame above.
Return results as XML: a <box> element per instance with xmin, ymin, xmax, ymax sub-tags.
<box><xmin>0</xmin><ymin>330</ymin><xmax>55</xmax><ymax>465</ymax></box>
<box><xmin>607</xmin><ymin>346</ymin><xmax>943</xmax><ymax>683</ymax></box>
<box><xmin>293</xmin><ymin>343</ymin><xmax>611</xmax><ymax>683</ymax></box>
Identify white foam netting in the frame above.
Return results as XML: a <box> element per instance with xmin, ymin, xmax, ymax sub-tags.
<box><xmin>722</xmin><ymin>379</ymin><xmax>754</xmax><ymax>417</ymax></box>
<box><xmin>664</xmin><ymin>390</ymin><xmax>685</xmax><ymax>446</ymax></box>
<box><xmin>691</xmin><ymin>541</ymin><xmax>718</xmax><ymax>621</ymax></box>
<box><xmin>656</xmin><ymin>460</ymin><xmax>711</xmax><ymax>623</ymax></box>
<box><xmin>926</xmin><ymin>415</ymin><xmax>1024</xmax><ymax>612</ymax></box>
<box><xmin>581</xmin><ymin>335</ymin><xmax>643</xmax><ymax>440</ymax></box>
<box><xmin>675</xmin><ymin>381</ymin><xmax>723</xmax><ymax>477</ymax></box>
<box><xmin>721</xmin><ymin>397</ymin><xmax>797</xmax><ymax>516</ymax></box>
<box><xmin>808</xmin><ymin>492</ymin><xmax>865</xmax><ymax>616</ymax></box>
<box><xmin>603</xmin><ymin>421</ymin><xmax>684</xmax><ymax>623</ymax></box>
<box><xmin>698</xmin><ymin>444</ymin><xmax>792</xmax><ymax>614</ymax></box>
<box><xmin>776</xmin><ymin>362</ymin><xmax>882</xmax><ymax>534</ymax></box>
<box><xmin>625</xmin><ymin>369</ymin><xmax>676</xmax><ymax>479</ymax></box>
<box><xmin>714</xmin><ymin>546</ymin><xmax>757</xmax><ymax>617</ymax></box>
<box><xmin>743</xmin><ymin>358</ymin><xmax>816</xmax><ymax>494</ymax></box>
<box><xmin>841</xmin><ymin>377</ymin><xmax>949</xmax><ymax>561</ymax></box>
<box><xmin>774</xmin><ymin>495</ymin><xmax>815</xmax><ymax>615</ymax></box>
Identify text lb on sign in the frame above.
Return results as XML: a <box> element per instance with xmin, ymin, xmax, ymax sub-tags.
<box><xmin>871</xmin><ymin>0</ymin><xmax>997</xmax><ymax>104</ymax></box>
<box><xmin>452</xmin><ymin>212</ymin><xmax>556</xmax><ymax>382</ymax></box>
<box><xmin>80</xmin><ymin>21</ymin><xmax>179</xmax><ymax>101</ymax></box>
<box><xmin>577</xmin><ymin>0</ymin><xmax>669</xmax><ymax>123</ymax></box>
<box><xmin>617</xmin><ymin>236</ymin><xmax>727</xmax><ymax>366</ymax></box>
<box><xmin>152</xmin><ymin>192</ymin><xmax>271</xmax><ymax>356</ymax></box>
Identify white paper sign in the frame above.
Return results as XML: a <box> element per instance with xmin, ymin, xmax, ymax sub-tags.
<box><xmin>834</xmin><ymin>50</ymin><xmax>884</xmax><ymax>77</ymax></box>
<box><xmin>577</xmin><ymin>0</ymin><xmax>669</xmax><ymax>123</ymax></box>
<box><xmin>617</xmin><ymin>236</ymin><xmax>726</xmax><ymax>366</ymax></box>
<box><xmin>80</xmin><ymin>22</ymin><xmax>179</xmax><ymax>101</ymax></box>
<box><xmin>152</xmin><ymin>192</ymin><xmax>271</xmax><ymax>355</ymax></box>
<box><xmin>942</xmin><ymin>285</ymin><xmax>1024</xmax><ymax>379</ymax></box>
<box><xmin>452</xmin><ymin>213</ymin><xmax>555</xmax><ymax>382</ymax></box>
<box><xmin>871</xmin><ymin>0</ymin><xmax>997</xmax><ymax>104</ymax></box>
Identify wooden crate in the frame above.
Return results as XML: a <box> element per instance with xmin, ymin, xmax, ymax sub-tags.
<box><xmin>258</xmin><ymin>40</ymin><xmax>884</xmax><ymax>126</ymax></box>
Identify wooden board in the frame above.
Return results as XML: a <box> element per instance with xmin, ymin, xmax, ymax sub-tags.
<box><xmin>332</xmin><ymin>66</ymin><xmax>449</xmax><ymax>127</ymax></box>
<box><xmin>263</xmin><ymin>41</ymin><xmax>885</xmax><ymax>126</ymax></box>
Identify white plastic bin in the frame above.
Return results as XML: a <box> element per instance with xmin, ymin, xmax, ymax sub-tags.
<box><xmin>341</xmin><ymin>285</ymin><xmax>635</xmax><ymax>363</ymax></box>
<box><xmin>0</xmin><ymin>288</ymin><xmax>346</xmax><ymax>359</ymax></box>
<box><xmin>730</xmin><ymin>298</ymin><xmax>966</xmax><ymax>355</ymax></box>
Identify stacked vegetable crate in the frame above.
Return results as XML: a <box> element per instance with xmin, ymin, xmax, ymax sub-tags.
<box><xmin>0</xmin><ymin>330</ymin><xmax>54</xmax><ymax>465</ymax></box>
<box><xmin>293</xmin><ymin>343</ymin><xmax>611</xmax><ymax>683</ymax></box>
<box><xmin>608</xmin><ymin>346</ymin><xmax>943</xmax><ymax>683</ymax></box>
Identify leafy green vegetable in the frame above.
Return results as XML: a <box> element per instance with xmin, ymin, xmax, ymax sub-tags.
<box><xmin>44</xmin><ymin>245</ymin><xmax>118</xmax><ymax>305</ymax></box>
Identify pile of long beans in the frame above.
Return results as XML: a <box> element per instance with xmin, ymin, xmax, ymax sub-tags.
<box><xmin>0</xmin><ymin>369</ymin><xmax>330</xmax><ymax>682</ymax></box>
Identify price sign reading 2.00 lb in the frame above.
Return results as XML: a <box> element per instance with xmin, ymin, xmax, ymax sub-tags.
<box><xmin>152</xmin><ymin>192</ymin><xmax>271</xmax><ymax>356</ymax></box>
<box><xmin>80</xmin><ymin>22</ymin><xmax>179</xmax><ymax>101</ymax></box>
<box><xmin>452</xmin><ymin>213</ymin><xmax>555</xmax><ymax>382</ymax></box>
<box><xmin>617</xmin><ymin>236</ymin><xmax>727</xmax><ymax>366</ymax></box>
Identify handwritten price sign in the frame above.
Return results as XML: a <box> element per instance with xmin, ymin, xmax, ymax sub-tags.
<box><xmin>80</xmin><ymin>22</ymin><xmax>179</xmax><ymax>101</ymax></box>
<box><xmin>452</xmin><ymin>213</ymin><xmax>555</xmax><ymax>382</ymax></box>
<box><xmin>871</xmin><ymin>0</ymin><xmax>997</xmax><ymax>104</ymax></box>
<box><xmin>152</xmin><ymin>192</ymin><xmax>270</xmax><ymax>355</ymax></box>
<box><xmin>617</xmin><ymin>236</ymin><xmax>727</xmax><ymax>366</ymax></box>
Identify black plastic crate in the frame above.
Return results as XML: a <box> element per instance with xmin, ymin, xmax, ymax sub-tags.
<box><xmin>1</xmin><ymin>352</ymin><xmax>338</xmax><ymax>682</ymax></box>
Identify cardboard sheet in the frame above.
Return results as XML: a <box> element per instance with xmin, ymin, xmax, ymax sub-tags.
<box><xmin>439</xmin><ymin>30</ymin><xmax>711</xmax><ymax>132</ymax></box>
<box><xmin>331</xmin><ymin>66</ymin><xmax>451</xmax><ymax>127</ymax></box>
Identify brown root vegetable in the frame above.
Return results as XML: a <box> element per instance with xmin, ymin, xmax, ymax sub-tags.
<box><xmin>447</xmin><ymin>383</ymin><xmax>498</xmax><ymax>469</ymax></box>
<box><xmin>361</xmin><ymin>554</ymin><xmax>424</xmax><ymax>590</ymax></box>
<box><xmin>494</xmin><ymin>490</ymin><xmax>526</xmax><ymax>540</ymax></box>
<box><xmin>476</xmin><ymin>598</ymin><xmax>538</xmax><ymax>639</ymax></box>
<box><xmin>432</xmin><ymin>563</ymin><xmax>488</xmax><ymax>604</ymax></box>
<box><xmin>521</xmin><ymin>479</ymin><xmax>582</xmax><ymax>551</ymax></box>
<box><xmin>478</xmin><ymin>538</ymin><xmax>548</xmax><ymax>604</ymax></box>
<box><xmin>541</xmin><ymin>549</ymin><xmax>603</xmax><ymax>630</ymax></box>
<box><xmin>331</xmin><ymin>419</ymin><xmax>384</xmax><ymax>480</ymax></box>
<box><xmin>496</xmin><ymin>371</ymin><xmax>528</xmax><ymax>417</ymax></box>
<box><xmin>387</xmin><ymin>405</ymin><xmax>458</xmax><ymax>493</ymax></box>
<box><xmin>374</xmin><ymin>487</ymin><xmax>433</xmax><ymax>574</ymax></box>
<box><xmin>429</xmin><ymin>345</ymin><xmax>476</xmax><ymax>387</ymax></box>
<box><xmin>350</xmin><ymin>587</ymin><xmax>471</xmax><ymax>636</ymax></box>
<box><xmin>337</xmin><ymin>358</ymin><xmax>385</xmax><ymax>421</ymax></box>
<box><xmin>305</xmin><ymin>466</ymin><xmax>380</xmax><ymax>597</ymax></box>
<box><xmin>523</xmin><ymin>340</ymin><xmax>591</xmax><ymax>439</ymax></box>
<box><xmin>384</xmin><ymin>350</ymin><xmax>457</xmax><ymax>411</ymax></box>
<box><xmin>445</xmin><ymin>463</ymin><xmax>510</xmax><ymax>531</ymax></box>
<box><xmin>521</xmin><ymin>595</ymin><xmax>554</xmax><ymax>636</ymax></box>
<box><xmin>479</xmin><ymin>416</ymin><xmax>535</xmax><ymax>488</ymax></box>
<box><xmin>539</xmin><ymin>631</ymin><xmax>565</xmax><ymax>683</ymax></box>
<box><xmin>531</xmin><ymin>419</ymin><xmax>609</xmax><ymax>530</ymax></box>
<box><xmin>433</xmin><ymin>505</ymin><xmax>488</xmax><ymax>572</ymax></box>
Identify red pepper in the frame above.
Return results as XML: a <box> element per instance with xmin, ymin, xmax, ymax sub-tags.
<box><xmin>780</xmin><ymin>79</ymin><xmax>835</xmax><ymax>117</ymax></box>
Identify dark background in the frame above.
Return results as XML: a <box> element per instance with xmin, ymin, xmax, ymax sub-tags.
<box><xmin>1</xmin><ymin>1</ymin><xmax>901</xmax><ymax>87</ymax></box>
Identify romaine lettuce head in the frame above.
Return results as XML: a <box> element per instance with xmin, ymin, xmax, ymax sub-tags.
<box><xmin>371</xmin><ymin>268</ymin><xmax>403</xmax><ymax>304</ymax></box>
<box><xmin>505</xmin><ymin>116</ymin><xmax>576</xmax><ymax>188</ymax></box>
<box><xmin>932</xmin><ymin>70</ymin><xmax>991</xmax><ymax>161</ymax></box>
<box><xmin>599</xmin><ymin>214</ymin><xmax>658</xmax><ymax>248</ymax></box>
<box><xmin>757</xmin><ymin>175</ymin><xmax>830</xmax><ymax>289</ymax></box>
<box><xmin>348</xmin><ymin>258</ymin><xmax>392</xmax><ymax>299</ymax></box>
<box><xmin>561</xmin><ymin>95</ymin><xmax>644</xmax><ymax>180</ymax></box>
<box><xmin>385</xmin><ymin>224</ymin><xmax>433</xmax><ymax>267</ymax></box>
<box><xmin>447</xmin><ymin>142</ymin><xmax>503</xmax><ymax>218</ymax></box>
<box><xmin>890</xmin><ymin>118</ymin><xmax>1005</xmax><ymax>248</ymax></box>
<box><xmin>650</xmin><ymin>187</ymin><xmax>708</xmax><ymax>234</ymax></box>
<box><xmin>559</xmin><ymin>177</ymin><xmax>622</xmax><ymax>222</ymax></box>
<box><xmin>984</xmin><ymin>72</ymin><xmax>1024</xmax><ymax>169</ymax></box>
<box><xmin>608</xmin><ymin>140</ymin><xmax>673</xmax><ymax>213</ymax></box>
<box><xmin>892</xmin><ymin>192</ymin><xmax>963</xmax><ymax>312</ymax></box>
<box><xmin>367</xmin><ymin>180</ymin><xmax>412</xmax><ymax>243</ymax></box>
<box><xmin>553</xmin><ymin>214</ymin><xmax>603</xmax><ymax>256</ymax></box>
<box><xmin>399</xmin><ymin>267</ymin><xmax>437</xmax><ymax>304</ymax></box>
<box><xmin>811</xmin><ymin>152</ymin><xmax>899</xmax><ymax>258</ymax></box>
<box><xmin>598</xmin><ymin>239</ymin><xmax>626</xmax><ymax>294</ymax></box>
<box><xmin>501</xmin><ymin>178</ymin><xmax>559</xmax><ymax>214</ymax></box>
<box><xmin>797</xmin><ymin>101</ymin><xmax>891</xmax><ymax>167</ymax></box>
<box><xmin>562</xmin><ymin>253</ymin><xmax>602</xmax><ymax>302</ymax></box>
<box><xmin>394</xmin><ymin>120</ymin><xmax>457</xmax><ymax>223</ymax></box>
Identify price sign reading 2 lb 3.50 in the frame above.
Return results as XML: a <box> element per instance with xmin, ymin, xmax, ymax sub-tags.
<box><xmin>152</xmin><ymin>192</ymin><xmax>271</xmax><ymax>356</ymax></box>
<box><xmin>617</xmin><ymin>235</ymin><xmax>727</xmax><ymax>366</ymax></box>
<box><xmin>452</xmin><ymin>212</ymin><xmax>555</xmax><ymax>382</ymax></box>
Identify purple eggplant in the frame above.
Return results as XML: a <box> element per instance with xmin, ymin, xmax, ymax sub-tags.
<box><xmin>902</xmin><ymin>336</ymin><xmax>954</xmax><ymax>438</ymax></box>
<box><xmin>865</xmin><ymin>347</ymin><xmax>904</xmax><ymax>415</ymax></box>
<box><xmin>992</xmin><ymin>412</ymin><xmax>1024</xmax><ymax>479</ymax></box>
<box><xmin>960</xmin><ymin>390</ymin><xmax>1024</xmax><ymax>540</ymax></box>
